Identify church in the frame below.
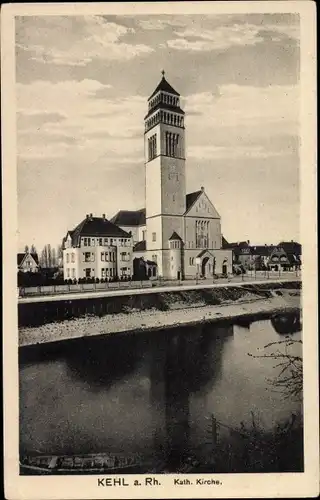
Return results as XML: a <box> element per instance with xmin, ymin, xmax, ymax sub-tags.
<box><xmin>111</xmin><ymin>72</ymin><xmax>232</xmax><ymax>280</ymax></box>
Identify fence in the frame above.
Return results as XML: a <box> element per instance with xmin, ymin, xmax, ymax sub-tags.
<box><xmin>18</xmin><ymin>280</ymin><xmax>153</xmax><ymax>297</ymax></box>
<box><xmin>18</xmin><ymin>269</ymin><xmax>300</xmax><ymax>298</ymax></box>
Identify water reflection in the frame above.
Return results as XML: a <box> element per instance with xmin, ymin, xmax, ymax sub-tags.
<box><xmin>149</xmin><ymin>325</ymin><xmax>234</xmax><ymax>469</ymax></box>
<box><xmin>271</xmin><ymin>311</ymin><xmax>302</xmax><ymax>335</ymax></box>
<box><xmin>19</xmin><ymin>316</ymin><xmax>302</xmax><ymax>472</ymax></box>
<box><xmin>64</xmin><ymin>333</ymin><xmax>147</xmax><ymax>389</ymax></box>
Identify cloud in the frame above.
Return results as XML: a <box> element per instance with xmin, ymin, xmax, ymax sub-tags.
<box><xmin>167</xmin><ymin>23</ymin><xmax>264</xmax><ymax>52</ymax></box>
<box><xmin>165</xmin><ymin>18</ymin><xmax>299</xmax><ymax>53</ymax></box>
<box><xmin>184</xmin><ymin>84</ymin><xmax>299</xmax><ymax>160</ymax></box>
<box><xmin>17</xmin><ymin>111</ymin><xmax>66</xmax><ymax>130</ymax></box>
<box><xmin>17</xmin><ymin>78</ymin><xmax>146</xmax><ymax>161</ymax></box>
<box><xmin>185</xmin><ymin>84</ymin><xmax>299</xmax><ymax>132</ymax></box>
<box><xmin>188</xmin><ymin>144</ymin><xmax>290</xmax><ymax>160</ymax></box>
<box><xmin>16</xmin><ymin>16</ymin><xmax>154</xmax><ymax>66</ymax></box>
<box><xmin>138</xmin><ymin>18</ymin><xmax>185</xmax><ymax>31</ymax></box>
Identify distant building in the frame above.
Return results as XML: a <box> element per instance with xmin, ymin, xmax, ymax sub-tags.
<box><xmin>17</xmin><ymin>252</ymin><xmax>39</xmax><ymax>273</ymax></box>
<box><xmin>62</xmin><ymin>213</ymin><xmax>133</xmax><ymax>281</ymax></box>
<box><xmin>223</xmin><ymin>239</ymin><xmax>301</xmax><ymax>271</ymax></box>
<box><xmin>110</xmin><ymin>72</ymin><xmax>232</xmax><ymax>279</ymax></box>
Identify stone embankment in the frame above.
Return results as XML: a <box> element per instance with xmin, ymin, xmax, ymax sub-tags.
<box><xmin>19</xmin><ymin>281</ymin><xmax>301</xmax><ymax>347</ymax></box>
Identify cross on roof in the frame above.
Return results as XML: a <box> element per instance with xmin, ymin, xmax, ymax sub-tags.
<box><xmin>161</xmin><ymin>69</ymin><xmax>165</xmax><ymax>77</ymax></box>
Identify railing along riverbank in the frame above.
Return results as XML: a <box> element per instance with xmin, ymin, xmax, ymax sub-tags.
<box><xmin>18</xmin><ymin>271</ymin><xmax>301</xmax><ymax>298</ymax></box>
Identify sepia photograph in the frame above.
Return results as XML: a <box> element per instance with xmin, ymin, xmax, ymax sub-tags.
<box><xmin>2</xmin><ymin>2</ymin><xmax>318</xmax><ymax>499</ymax></box>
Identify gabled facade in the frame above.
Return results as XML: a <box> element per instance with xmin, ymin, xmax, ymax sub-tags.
<box><xmin>62</xmin><ymin>213</ymin><xmax>133</xmax><ymax>280</ymax></box>
<box><xmin>17</xmin><ymin>252</ymin><xmax>39</xmax><ymax>273</ymax></box>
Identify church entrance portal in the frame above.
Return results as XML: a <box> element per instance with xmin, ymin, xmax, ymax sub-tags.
<box><xmin>201</xmin><ymin>257</ymin><xmax>210</xmax><ymax>277</ymax></box>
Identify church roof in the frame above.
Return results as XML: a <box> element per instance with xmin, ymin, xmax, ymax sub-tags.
<box><xmin>133</xmin><ymin>240</ymin><xmax>146</xmax><ymax>252</ymax></box>
<box><xmin>185</xmin><ymin>190</ymin><xmax>203</xmax><ymax>211</ymax></box>
<box><xmin>144</xmin><ymin>102</ymin><xmax>185</xmax><ymax>120</ymax></box>
<box><xmin>169</xmin><ymin>231</ymin><xmax>182</xmax><ymax>241</ymax></box>
<box><xmin>65</xmin><ymin>216</ymin><xmax>130</xmax><ymax>247</ymax></box>
<box><xmin>113</xmin><ymin>190</ymin><xmax>209</xmax><ymax>228</ymax></box>
<box><xmin>110</xmin><ymin>209</ymin><xmax>146</xmax><ymax>226</ymax></box>
<box><xmin>148</xmin><ymin>75</ymin><xmax>180</xmax><ymax>100</ymax></box>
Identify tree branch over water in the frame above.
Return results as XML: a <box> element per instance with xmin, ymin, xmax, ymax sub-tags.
<box><xmin>248</xmin><ymin>336</ymin><xmax>303</xmax><ymax>400</ymax></box>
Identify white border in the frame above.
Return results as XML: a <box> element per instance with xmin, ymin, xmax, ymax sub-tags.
<box><xmin>2</xmin><ymin>2</ymin><xmax>318</xmax><ymax>498</ymax></box>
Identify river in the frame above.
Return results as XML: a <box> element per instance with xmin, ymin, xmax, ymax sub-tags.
<box><xmin>19</xmin><ymin>312</ymin><xmax>303</xmax><ymax>473</ymax></box>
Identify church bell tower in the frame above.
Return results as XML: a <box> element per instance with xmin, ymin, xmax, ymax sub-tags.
<box><xmin>144</xmin><ymin>71</ymin><xmax>186</xmax><ymax>278</ymax></box>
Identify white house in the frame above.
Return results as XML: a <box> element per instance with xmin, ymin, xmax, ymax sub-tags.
<box><xmin>62</xmin><ymin>213</ymin><xmax>133</xmax><ymax>281</ymax></box>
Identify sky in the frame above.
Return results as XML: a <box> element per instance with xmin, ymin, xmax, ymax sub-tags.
<box><xmin>16</xmin><ymin>13</ymin><xmax>300</xmax><ymax>252</ymax></box>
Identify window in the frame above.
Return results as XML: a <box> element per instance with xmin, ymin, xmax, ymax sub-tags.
<box><xmin>72</xmin><ymin>268</ymin><xmax>75</xmax><ymax>278</ymax></box>
<box><xmin>105</xmin><ymin>252</ymin><xmax>109</xmax><ymax>262</ymax></box>
<box><xmin>85</xmin><ymin>268</ymin><xmax>91</xmax><ymax>278</ymax></box>
<box><xmin>152</xmin><ymin>232</ymin><xmax>156</xmax><ymax>242</ymax></box>
<box><xmin>66</xmin><ymin>254</ymin><xmax>70</xmax><ymax>263</ymax></box>
<box><xmin>84</xmin><ymin>238</ymin><xmax>88</xmax><ymax>247</ymax></box>
<box><xmin>99</xmin><ymin>238</ymin><xmax>103</xmax><ymax>246</ymax></box>
<box><xmin>101</xmin><ymin>252</ymin><xmax>105</xmax><ymax>261</ymax></box>
<box><xmin>142</xmin><ymin>230</ymin><xmax>146</xmax><ymax>240</ymax></box>
<box><xmin>189</xmin><ymin>257</ymin><xmax>195</xmax><ymax>266</ymax></box>
<box><xmin>165</xmin><ymin>132</ymin><xmax>180</xmax><ymax>157</ymax></box>
<box><xmin>110</xmin><ymin>238</ymin><xmax>113</xmax><ymax>246</ymax></box>
<box><xmin>71</xmin><ymin>253</ymin><xmax>75</xmax><ymax>263</ymax></box>
<box><xmin>121</xmin><ymin>252</ymin><xmax>128</xmax><ymax>261</ymax></box>
<box><xmin>196</xmin><ymin>220</ymin><xmax>209</xmax><ymax>249</ymax></box>
<box><xmin>66</xmin><ymin>268</ymin><xmax>70</xmax><ymax>278</ymax></box>
<box><xmin>84</xmin><ymin>252</ymin><xmax>91</xmax><ymax>262</ymax></box>
<box><xmin>91</xmin><ymin>238</ymin><xmax>95</xmax><ymax>246</ymax></box>
<box><xmin>110</xmin><ymin>268</ymin><xmax>113</xmax><ymax>277</ymax></box>
<box><xmin>148</xmin><ymin>134</ymin><xmax>157</xmax><ymax>161</ymax></box>
<box><xmin>101</xmin><ymin>268</ymin><xmax>106</xmax><ymax>279</ymax></box>
<box><xmin>104</xmin><ymin>238</ymin><xmax>108</xmax><ymax>245</ymax></box>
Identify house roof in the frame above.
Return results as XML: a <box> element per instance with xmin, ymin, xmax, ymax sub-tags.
<box><xmin>169</xmin><ymin>231</ymin><xmax>182</xmax><ymax>241</ymax></box>
<box><xmin>185</xmin><ymin>190</ymin><xmax>203</xmax><ymax>211</ymax></box>
<box><xmin>66</xmin><ymin>216</ymin><xmax>130</xmax><ymax>247</ymax></box>
<box><xmin>250</xmin><ymin>245</ymin><xmax>273</xmax><ymax>256</ymax></box>
<box><xmin>110</xmin><ymin>209</ymin><xmax>146</xmax><ymax>227</ymax></box>
<box><xmin>148</xmin><ymin>75</ymin><xmax>180</xmax><ymax>100</ymax></box>
<box><xmin>133</xmin><ymin>240</ymin><xmax>146</xmax><ymax>252</ymax></box>
<box><xmin>278</xmin><ymin>241</ymin><xmax>302</xmax><ymax>255</ymax></box>
<box><xmin>17</xmin><ymin>252</ymin><xmax>39</xmax><ymax>266</ymax></box>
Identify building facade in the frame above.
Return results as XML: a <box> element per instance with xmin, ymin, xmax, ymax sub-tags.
<box><xmin>17</xmin><ymin>252</ymin><xmax>39</xmax><ymax>273</ymax></box>
<box><xmin>111</xmin><ymin>73</ymin><xmax>232</xmax><ymax>279</ymax></box>
<box><xmin>62</xmin><ymin>214</ymin><xmax>133</xmax><ymax>281</ymax></box>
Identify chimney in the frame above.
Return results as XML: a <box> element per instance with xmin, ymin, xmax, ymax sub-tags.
<box><xmin>89</xmin><ymin>213</ymin><xmax>93</xmax><ymax>220</ymax></box>
<box><xmin>86</xmin><ymin>214</ymin><xmax>89</xmax><ymax>219</ymax></box>
<box><xmin>247</xmin><ymin>240</ymin><xmax>250</xmax><ymax>245</ymax></box>
<box><xmin>102</xmin><ymin>213</ymin><xmax>106</xmax><ymax>220</ymax></box>
<box><xmin>201</xmin><ymin>186</ymin><xmax>204</xmax><ymax>191</ymax></box>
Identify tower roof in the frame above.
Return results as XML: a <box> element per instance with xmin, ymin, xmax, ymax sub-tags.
<box><xmin>148</xmin><ymin>73</ymin><xmax>180</xmax><ymax>101</ymax></box>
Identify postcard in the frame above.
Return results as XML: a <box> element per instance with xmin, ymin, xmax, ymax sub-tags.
<box><xmin>2</xmin><ymin>1</ymin><xmax>318</xmax><ymax>498</ymax></box>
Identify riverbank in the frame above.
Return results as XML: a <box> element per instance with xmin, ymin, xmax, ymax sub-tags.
<box><xmin>19</xmin><ymin>282</ymin><xmax>301</xmax><ymax>347</ymax></box>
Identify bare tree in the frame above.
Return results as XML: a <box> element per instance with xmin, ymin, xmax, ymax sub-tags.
<box><xmin>248</xmin><ymin>336</ymin><xmax>302</xmax><ymax>401</ymax></box>
<box><xmin>51</xmin><ymin>247</ymin><xmax>56</xmax><ymax>267</ymax></box>
<box><xmin>30</xmin><ymin>244</ymin><xmax>37</xmax><ymax>254</ymax></box>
